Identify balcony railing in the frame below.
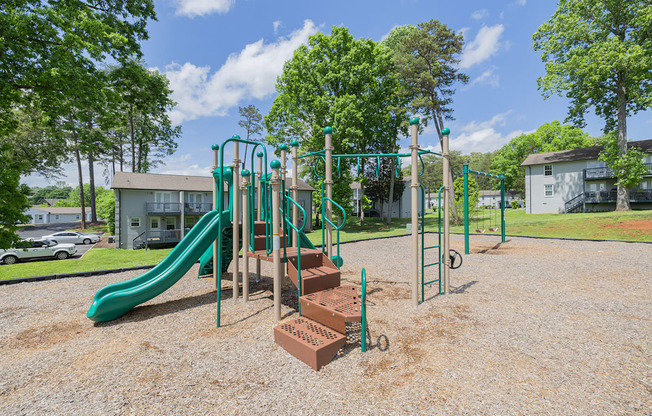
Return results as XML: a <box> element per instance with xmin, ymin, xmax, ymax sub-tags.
<box><xmin>133</xmin><ymin>228</ymin><xmax>191</xmax><ymax>249</ymax></box>
<box><xmin>146</xmin><ymin>202</ymin><xmax>213</xmax><ymax>214</ymax></box>
<box><xmin>584</xmin><ymin>189</ymin><xmax>652</xmax><ymax>203</ymax></box>
<box><xmin>585</xmin><ymin>163</ymin><xmax>652</xmax><ymax>180</ymax></box>
<box><xmin>146</xmin><ymin>202</ymin><xmax>182</xmax><ymax>214</ymax></box>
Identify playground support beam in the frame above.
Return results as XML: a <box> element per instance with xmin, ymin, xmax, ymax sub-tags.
<box><xmin>500</xmin><ymin>174</ymin><xmax>506</xmax><ymax>243</ymax></box>
<box><xmin>463</xmin><ymin>164</ymin><xmax>470</xmax><ymax>255</ymax></box>
<box><xmin>241</xmin><ymin>170</ymin><xmax>250</xmax><ymax>301</ymax></box>
<box><xmin>270</xmin><ymin>161</ymin><xmax>282</xmax><ymax>322</ymax></box>
<box><xmin>232</xmin><ymin>141</ymin><xmax>240</xmax><ymax>299</ymax></box>
<box><xmin>291</xmin><ymin>141</ymin><xmax>299</xmax><ymax>247</ymax></box>
<box><xmin>409</xmin><ymin>117</ymin><xmax>419</xmax><ymax>308</ymax></box>
<box><xmin>442</xmin><ymin>128</ymin><xmax>451</xmax><ymax>295</ymax></box>
<box><xmin>212</xmin><ymin>144</ymin><xmax>219</xmax><ymax>290</ymax></box>
<box><xmin>324</xmin><ymin>127</ymin><xmax>333</xmax><ymax>260</ymax></box>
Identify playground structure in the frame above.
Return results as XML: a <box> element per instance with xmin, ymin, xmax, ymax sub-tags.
<box><xmin>463</xmin><ymin>164</ymin><xmax>506</xmax><ymax>255</ymax></box>
<box><xmin>86</xmin><ymin>117</ymin><xmax>454</xmax><ymax>370</ymax></box>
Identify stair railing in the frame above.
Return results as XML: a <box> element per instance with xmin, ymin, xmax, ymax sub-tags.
<box><xmin>321</xmin><ymin>185</ymin><xmax>347</xmax><ymax>269</ymax></box>
<box><xmin>361</xmin><ymin>268</ymin><xmax>367</xmax><ymax>353</ymax></box>
<box><xmin>280</xmin><ymin>194</ymin><xmax>307</xmax><ymax>315</ymax></box>
<box><xmin>564</xmin><ymin>192</ymin><xmax>584</xmax><ymax>213</ymax></box>
<box><xmin>132</xmin><ymin>230</ymin><xmax>146</xmax><ymax>250</ymax></box>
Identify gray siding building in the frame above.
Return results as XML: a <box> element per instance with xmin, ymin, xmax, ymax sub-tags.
<box><xmin>112</xmin><ymin>172</ymin><xmax>314</xmax><ymax>249</ymax></box>
<box><xmin>25</xmin><ymin>206</ymin><xmax>92</xmax><ymax>224</ymax></box>
<box><xmin>522</xmin><ymin>139</ymin><xmax>652</xmax><ymax>214</ymax></box>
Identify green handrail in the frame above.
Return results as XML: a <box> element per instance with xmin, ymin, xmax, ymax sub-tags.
<box><xmin>321</xmin><ymin>193</ymin><xmax>346</xmax><ymax>269</ymax></box>
<box><xmin>361</xmin><ymin>268</ymin><xmax>367</xmax><ymax>353</ymax></box>
<box><xmin>280</xmin><ymin>194</ymin><xmax>307</xmax><ymax>314</ymax></box>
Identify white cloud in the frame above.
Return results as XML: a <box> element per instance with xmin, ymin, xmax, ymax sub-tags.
<box><xmin>464</xmin><ymin>67</ymin><xmax>500</xmax><ymax>90</ymax></box>
<box><xmin>273</xmin><ymin>20</ymin><xmax>282</xmax><ymax>34</ymax></box>
<box><xmin>449</xmin><ymin>111</ymin><xmax>527</xmax><ymax>153</ymax></box>
<box><xmin>175</xmin><ymin>0</ymin><xmax>235</xmax><ymax>18</ymax></box>
<box><xmin>516</xmin><ymin>0</ymin><xmax>526</xmax><ymax>5</ymax></box>
<box><xmin>459</xmin><ymin>25</ymin><xmax>504</xmax><ymax>69</ymax></box>
<box><xmin>164</xmin><ymin>20</ymin><xmax>320</xmax><ymax>125</ymax></box>
<box><xmin>470</xmin><ymin>9</ymin><xmax>489</xmax><ymax>20</ymax></box>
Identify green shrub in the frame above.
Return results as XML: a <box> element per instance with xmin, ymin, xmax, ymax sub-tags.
<box><xmin>510</xmin><ymin>200</ymin><xmax>520</xmax><ymax>209</ymax></box>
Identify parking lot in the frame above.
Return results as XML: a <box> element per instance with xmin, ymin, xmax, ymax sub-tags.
<box><xmin>11</xmin><ymin>223</ymin><xmax>100</xmax><ymax>261</ymax></box>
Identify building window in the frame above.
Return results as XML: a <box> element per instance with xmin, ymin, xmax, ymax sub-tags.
<box><xmin>185</xmin><ymin>216</ymin><xmax>197</xmax><ymax>228</ymax></box>
<box><xmin>130</xmin><ymin>217</ymin><xmax>141</xmax><ymax>227</ymax></box>
<box><xmin>150</xmin><ymin>218</ymin><xmax>159</xmax><ymax>229</ymax></box>
<box><xmin>642</xmin><ymin>181</ymin><xmax>649</xmax><ymax>190</ymax></box>
<box><xmin>544</xmin><ymin>165</ymin><xmax>553</xmax><ymax>176</ymax></box>
<box><xmin>544</xmin><ymin>184</ymin><xmax>553</xmax><ymax>197</ymax></box>
<box><xmin>55</xmin><ymin>215</ymin><xmax>59</xmax><ymax>220</ymax></box>
<box><xmin>76</xmin><ymin>214</ymin><xmax>81</xmax><ymax>220</ymax></box>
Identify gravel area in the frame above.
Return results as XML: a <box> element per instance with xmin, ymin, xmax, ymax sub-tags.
<box><xmin>1</xmin><ymin>234</ymin><xmax>650</xmax><ymax>415</ymax></box>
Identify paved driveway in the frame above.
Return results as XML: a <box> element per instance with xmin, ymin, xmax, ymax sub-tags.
<box><xmin>16</xmin><ymin>223</ymin><xmax>98</xmax><ymax>260</ymax></box>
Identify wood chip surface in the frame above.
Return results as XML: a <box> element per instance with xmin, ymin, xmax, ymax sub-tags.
<box><xmin>1</xmin><ymin>234</ymin><xmax>650</xmax><ymax>415</ymax></box>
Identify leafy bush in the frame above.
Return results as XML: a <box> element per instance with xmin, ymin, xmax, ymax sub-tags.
<box><xmin>510</xmin><ymin>200</ymin><xmax>520</xmax><ymax>209</ymax></box>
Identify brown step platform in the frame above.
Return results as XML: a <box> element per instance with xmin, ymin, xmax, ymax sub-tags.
<box><xmin>287</xmin><ymin>252</ymin><xmax>340</xmax><ymax>295</ymax></box>
<box><xmin>274</xmin><ymin>317</ymin><xmax>346</xmax><ymax>371</ymax></box>
<box><xmin>299</xmin><ymin>286</ymin><xmax>361</xmax><ymax>333</ymax></box>
<box><xmin>247</xmin><ymin>247</ymin><xmax>323</xmax><ymax>262</ymax></box>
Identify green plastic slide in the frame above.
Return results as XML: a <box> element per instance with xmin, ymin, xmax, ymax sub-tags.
<box><xmin>197</xmin><ymin>226</ymin><xmax>239</xmax><ymax>277</ymax></box>
<box><xmin>86</xmin><ymin>210</ymin><xmax>230</xmax><ymax>322</ymax></box>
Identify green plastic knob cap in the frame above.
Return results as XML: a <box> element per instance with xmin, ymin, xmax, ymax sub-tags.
<box><xmin>409</xmin><ymin>116</ymin><xmax>419</xmax><ymax>125</ymax></box>
<box><xmin>232</xmin><ymin>134</ymin><xmax>241</xmax><ymax>140</ymax></box>
<box><xmin>241</xmin><ymin>169</ymin><xmax>250</xmax><ymax>177</ymax></box>
<box><xmin>211</xmin><ymin>144</ymin><xmax>219</xmax><ymax>150</ymax></box>
<box><xmin>257</xmin><ymin>151</ymin><xmax>264</xmax><ymax>158</ymax></box>
<box><xmin>290</xmin><ymin>139</ymin><xmax>299</xmax><ymax>147</ymax></box>
<box><xmin>270</xmin><ymin>160</ymin><xmax>281</xmax><ymax>169</ymax></box>
<box><xmin>279</xmin><ymin>144</ymin><xmax>288</xmax><ymax>151</ymax></box>
<box><xmin>323</xmin><ymin>126</ymin><xmax>333</xmax><ymax>134</ymax></box>
<box><xmin>441</xmin><ymin>127</ymin><xmax>450</xmax><ymax>135</ymax></box>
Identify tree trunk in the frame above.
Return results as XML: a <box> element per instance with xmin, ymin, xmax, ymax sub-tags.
<box><xmin>73</xmin><ymin>135</ymin><xmax>87</xmax><ymax>229</ymax></box>
<box><xmin>129</xmin><ymin>105</ymin><xmax>135</xmax><ymax>172</ymax></box>
<box><xmin>615</xmin><ymin>78</ymin><xmax>630</xmax><ymax>211</ymax></box>
<box><xmin>88</xmin><ymin>148</ymin><xmax>98</xmax><ymax>223</ymax></box>
<box><xmin>387</xmin><ymin>158</ymin><xmax>395</xmax><ymax>225</ymax></box>
<box><xmin>137</xmin><ymin>135</ymin><xmax>143</xmax><ymax>173</ymax></box>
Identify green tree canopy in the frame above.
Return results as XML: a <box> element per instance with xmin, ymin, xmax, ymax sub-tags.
<box><xmin>491</xmin><ymin>121</ymin><xmax>596</xmax><ymax>194</ymax></box>
<box><xmin>533</xmin><ymin>0</ymin><xmax>652</xmax><ymax>210</ymax></box>
<box><xmin>0</xmin><ymin>144</ymin><xmax>31</xmax><ymax>249</ymax></box>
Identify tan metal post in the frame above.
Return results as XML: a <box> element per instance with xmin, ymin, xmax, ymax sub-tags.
<box><xmin>256</xmin><ymin>151</ymin><xmax>263</xmax><ymax>281</ymax></box>
<box><xmin>324</xmin><ymin>127</ymin><xmax>333</xmax><ymax>260</ymax></box>
<box><xmin>270</xmin><ymin>160</ymin><xmax>282</xmax><ymax>321</ymax></box>
<box><xmin>442</xmin><ymin>128</ymin><xmax>451</xmax><ymax>294</ymax></box>
<box><xmin>232</xmin><ymin>139</ymin><xmax>240</xmax><ymax>299</ymax></box>
<box><xmin>290</xmin><ymin>140</ymin><xmax>299</xmax><ymax>247</ymax></box>
<box><xmin>212</xmin><ymin>144</ymin><xmax>219</xmax><ymax>290</ymax></box>
<box><xmin>280</xmin><ymin>144</ymin><xmax>288</xmax><ymax>249</ymax></box>
<box><xmin>241</xmin><ymin>170</ymin><xmax>250</xmax><ymax>302</ymax></box>
<box><xmin>409</xmin><ymin>117</ymin><xmax>419</xmax><ymax>307</ymax></box>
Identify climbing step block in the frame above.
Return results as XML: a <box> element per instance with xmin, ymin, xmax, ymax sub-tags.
<box><xmin>299</xmin><ymin>286</ymin><xmax>361</xmax><ymax>334</ymax></box>
<box><xmin>252</xmin><ymin>233</ymin><xmax>287</xmax><ymax>251</ymax></box>
<box><xmin>273</xmin><ymin>317</ymin><xmax>346</xmax><ymax>371</ymax></box>
<box><xmin>287</xmin><ymin>252</ymin><xmax>341</xmax><ymax>295</ymax></box>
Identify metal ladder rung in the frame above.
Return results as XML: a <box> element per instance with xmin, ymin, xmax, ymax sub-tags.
<box><xmin>424</xmin><ymin>278</ymin><xmax>441</xmax><ymax>285</ymax></box>
<box><xmin>424</xmin><ymin>262</ymin><xmax>440</xmax><ymax>268</ymax></box>
<box><xmin>424</xmin><ymin>245</ymin><xmax>440</xmax><ymax>250</ymax></box>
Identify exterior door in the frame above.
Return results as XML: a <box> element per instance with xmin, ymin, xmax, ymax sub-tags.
<box><xmin>187</xmin><ymin>193</ymin><xmax>203</xmax><ymax>212</ymax></box>
<box><xmin>154</xmin><ymin>192</ymin><xmax>172</xmax><ymax>211</ymax></box>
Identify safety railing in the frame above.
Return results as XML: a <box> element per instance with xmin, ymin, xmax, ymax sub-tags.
<box><xmin>321</xmin><ymin>185</ymin><xmax>347</xmax><ymax>269</ymax></box>
<box><xmin>421</xmin><ymin>185</ymin><xmax>443</xmax><ymax>301</ymax></box>
<box><xmin>361</xmin><ymin>268</ymin><xmax>367</xmax><ymax>353</ymax></box>
<box><xmin>280</xmin><ymin>194</ymin><xmax>307</xmax><ymax>314</ymax></box>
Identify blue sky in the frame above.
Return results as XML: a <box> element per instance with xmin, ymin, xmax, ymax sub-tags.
<box><xmin>25</xmin><ymin>0</ymin><xmax>652</xmax><ymax>187</ymax></box>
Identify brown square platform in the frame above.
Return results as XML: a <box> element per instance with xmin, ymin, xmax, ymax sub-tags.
<box><xmin>274</xmin><ymin>317</ymin><xmax>346</xmax><ymax>371</ymax></box>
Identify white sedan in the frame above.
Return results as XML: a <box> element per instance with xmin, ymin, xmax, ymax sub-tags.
<box><xmin>41</xmin><ymin>231</ymin><xmax>101</xmax><ymax>245</ymax></box>
<box><xmin>0</xmin><ymin>240</ymin><xmax>77</xmax><ymax>265</ymax></box>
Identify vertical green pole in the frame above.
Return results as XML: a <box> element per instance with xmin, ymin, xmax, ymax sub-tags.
<box><xmin>361</xmin><ymin>268</ymin><xmax>367</xmax><ymax>353</ymax></box>
<box><xmin>500</xmin><ymin>174</ymin><xmax>506</xmax><ymax>243</ymax></box>
<box><xmin>463</xmin><ymin>164</ymin><xmax>469</xmax><ymax>255</ymax></box>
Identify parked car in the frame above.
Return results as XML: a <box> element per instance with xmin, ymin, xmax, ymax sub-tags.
<box><xmin>41</xmin><ymin>231</ymin><xmax>101</xmax><ymax>245</ymax></box>
<box><xmin>0</xmin><ymin>240</ymin><xmax>77</xmax><ymax>265</ymax></box>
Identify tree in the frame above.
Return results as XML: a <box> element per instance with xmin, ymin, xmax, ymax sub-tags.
<box><xmin>384</xmin><ymin>20</ymin><xmax>469</xmax><ymax>221</ymax></box>
<box><xmin>599</xmin><ymin>133</ymin><xmax>651</xmax><ymax>192</ymax></box>
<box><xmin>96</xmin><ymin>191</ymin><xmax>116</xmax><ymax>234</ymax></box>
<box><xmin>453</xmin><ymin>176</ymin><xmax>479</xmax><ymax>224</ymax></box>
<box><xmin>491</xmin><ymin>121</ymin><xmax>596</xmax><ymax>194</ymax></box>
<box><xmin>0</xmin><ymin>145</ymin><xmax>31</xmax><ymax>249</ymax></box>
<box><xmin>265</xmin><ymin>26</ymin><xmax>408</xmax><ymax>219</ymax></box>
<box><xmin>238</xmin><ymin>105</ymin><xmax>264</xmax><ymax>165</ymax></box>
<box><xmin>363</xmin><ymin>158</ymin><xmax>406</xmax><ymax>222</ymax></box>
<box><xmin>533</xmin><ymin>0</ymin><xmax>652</xmax><ymax>210</ymax></box>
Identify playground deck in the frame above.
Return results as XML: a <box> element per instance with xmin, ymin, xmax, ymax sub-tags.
<box><xmin>1</xmin><ymin>234</ymin><xmax>650</xmax><ymax>415</ymax></box>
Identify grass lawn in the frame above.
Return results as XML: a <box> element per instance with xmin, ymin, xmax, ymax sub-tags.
<box><xmin>303</xmin><ymin>208</ymin><xmax>652</xmax><ymax>245</ymax></box>
<box><xmin>0</xmin><ymin>248</ymin><xmax>172</xmax><ymax>280</ymax></box>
